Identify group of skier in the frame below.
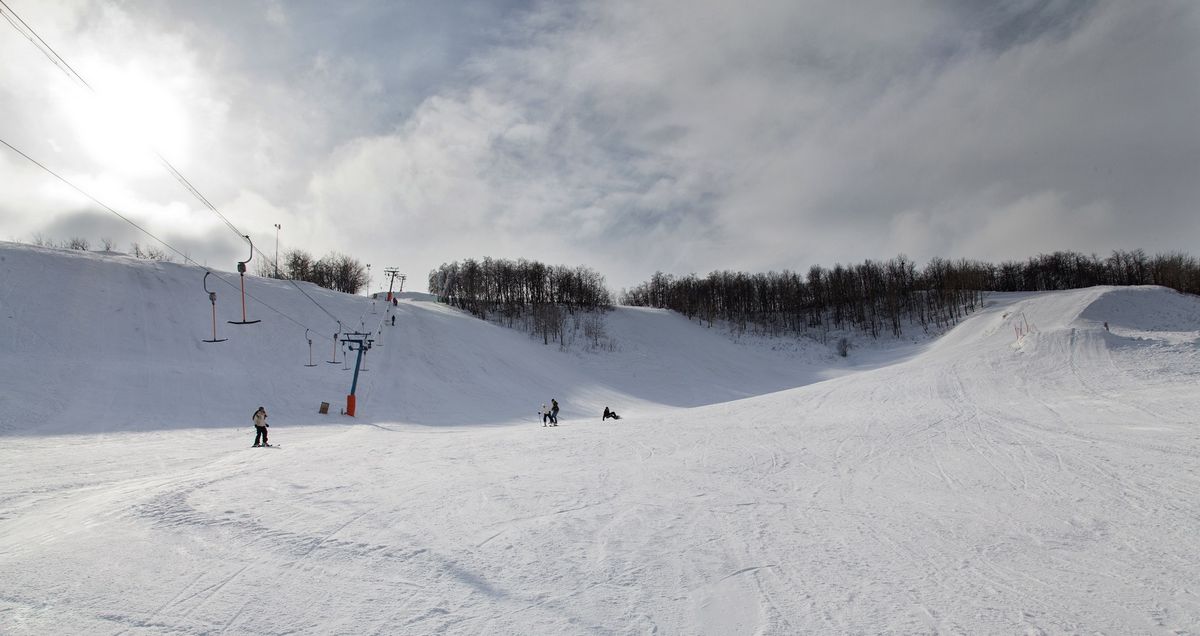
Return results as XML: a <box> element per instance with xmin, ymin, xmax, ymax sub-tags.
<box><xmin>250</xmin><ymin>398</ymin><xmax>623</xmax><ymax>446</ymax></box>
<box><xmin>540</xmin><ymin>400</ymin><xmax>559</xmax><ymax>426</ymax></box>
<box><xmin>541</xmin><ymin>399</ymin><xmax>621</xmax><ymax>426</ymax></box>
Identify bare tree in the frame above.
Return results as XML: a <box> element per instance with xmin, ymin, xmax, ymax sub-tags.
<box><xmin>283</xmin><ymin>249</ymin><xmax>314</xmax><ymax>282</ymax></box>
<box><xmin>583</xmin><ymin>314</ymin><xmax>607</xmax><ymax>348</ymax></box>
<box><xmin>255</xmin><ymin>256</ymin><xmax>276</xmax><ymax>278</ymax></box>
<box><xmin>533</xmin><ymin>302</ymin><xmax>564</xmax><ymax>346</ymax></box>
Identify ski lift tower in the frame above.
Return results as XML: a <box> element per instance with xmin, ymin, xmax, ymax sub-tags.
<box><xmin>383</xmin><ymin>268</ymin><xmax>405</xmax><ymax>302</ymax></box>
<box><xmin>341</xmin><ymin>331</ymin><xmax>374</xmax><ymax>417</ymax></box>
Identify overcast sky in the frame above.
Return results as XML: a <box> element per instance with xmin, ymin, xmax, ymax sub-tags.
<box><xmin>2</xmin><ymin>0</ymin><xmax>1198</xmax><ymax>293</ymax></box>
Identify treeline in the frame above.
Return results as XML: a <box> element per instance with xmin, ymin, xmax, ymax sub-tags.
<box><xmin>259</xmin><ymin>249</ymin><xmax>369</xmax><ymax>295</ymax></box>
<box><xmin>428</xmin><ymin>258</ymin><xmax>612</xmax><ymax>345</ymax></box>
<box><xmin>983</xmin><ymin>249</ymin><xmax>1200</xmax><ymax>293</ymax></box>
<box><xmin>621</xmin><ymin>250</ymin><xmax>1200</xmax><ymax>339</ymax></box>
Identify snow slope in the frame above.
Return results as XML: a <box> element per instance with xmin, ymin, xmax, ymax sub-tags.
<box><xmin>0</xmin><ymin>241</ymin><xmax>840</xmax><ymax>433</ymax></box>
<box><xmin>2</xmin><ymin>242</ymin><xmax>1199</xmax><ymax>634</ymax></box>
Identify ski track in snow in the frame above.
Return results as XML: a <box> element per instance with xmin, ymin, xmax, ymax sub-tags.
<box><xmin>1</xmin><ymin>243</ymin><xmax>1199</xmax><ymax>634</ymax></box>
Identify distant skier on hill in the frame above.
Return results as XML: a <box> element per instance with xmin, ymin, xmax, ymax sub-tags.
<box><xmin>541</xmin><ymin>403</ymin><xmax>550</xmax><ymax>426</ymax></box>
<box><xmin>550</xmin><ymin>399</ymin><xmax>559</xmax><ymax>425</ymax></box>
<box><xmin>252</xmin><ymin>406</ymin><xmax>270</xmax><ymax>447</ymax></box>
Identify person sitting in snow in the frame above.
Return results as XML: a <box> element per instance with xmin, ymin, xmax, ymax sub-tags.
<box><xmin>602</xmin><ymin>406</ymin><xmax>621</xmax><ymax>421</ymax></box>
<box><xmin>252</xmin><ymin>406</ymin><xmax>270</xmax><ymax>447</ymax></box>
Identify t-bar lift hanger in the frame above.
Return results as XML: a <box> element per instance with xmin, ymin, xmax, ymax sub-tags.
<box><xmin>228</xmin><ymin>235</ymin><xmax>261</xmax><ymax>325</ymax></box>
<box><xmin>202</xmin><ymin>271</ymin><xmax>228</xmax><ymax>343</ymax></box>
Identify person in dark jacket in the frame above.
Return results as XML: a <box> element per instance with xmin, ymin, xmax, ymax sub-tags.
<box><xmin>550</xmin><ymin>399</ymin><xmax>559</xmax><ymax>425</ymax></box>
<box><xmin>252</xmin><ymin>406</ymin><xmax>270</xmax><ymax>447</ymax></box>
<box><xmin>603</xmin><ymin>406</ymin><xmax>621</xmax><ymax>421</ymax></box>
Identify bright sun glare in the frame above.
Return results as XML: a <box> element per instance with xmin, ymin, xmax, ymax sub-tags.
<box><xmin>62</xmin><ymin>66</ymin><xmax>191</xmax><ymax>176</ymax></box>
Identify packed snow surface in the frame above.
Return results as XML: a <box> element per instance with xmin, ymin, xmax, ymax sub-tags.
<box><xmin>1</xmin><ymin>241</ymin><xmax>1199</xmax><ymax>634</ymax></box>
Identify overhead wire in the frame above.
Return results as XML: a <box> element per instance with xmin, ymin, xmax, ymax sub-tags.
<box><xmin>0</xmin><ymin>0</ymin><xmax>93</xmax><ymax>91</ymax></box>
<box><xmin>0</xmin><ymin>0</ymin><xmax>358</xmax><ymax>335</ymax></box>
<box><xmin>0</xmin><ymin>136</ymin><xmax>330</xmax><ymax>337</ymax></box>
<box><xmin>288</xmin><ymin>278</ymin><xmax>347</xmax><ymax>326</ymax></box>
<box><xmin>1</xmin><ymin>138</ymin><xmax>190</xmax><ymax>265</ymax></box>
<box><xmin>152</xmin><ymin>150</ymin><xmax>243</xmax><ymax>238</ymax></box>
<box><xmin>1</xmin><ymin>1</ymin><xmax>244</xmax><ymax>246</ymax></box>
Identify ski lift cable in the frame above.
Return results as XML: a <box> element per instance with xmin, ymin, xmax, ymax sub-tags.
<box><xmin>246</xmin><ymin>242</ymin><xmax>356</xmax><ymax>328</ymax></box>
<box><xmin>0</xmin><ymin>2</ymin><xmax>350</xmax><ymax>332</ymax></box>
<box><xmin>0</xmin><ymin>137</ymin><xmax>333</xmax><ymax>337</ymax></box>
<box><xmin>287</xmin><ymin>278</ymin><xmax>348</xmax><ymax>326</ymax></box>
<box><xmin>232</xmin><ymin>236</ymin><xmax>351</xmax><ymax>329</ymax></box>
<box><xmin>1</xmin><ymin>137</ymin><xmax>196</xmax><ymax>266</ymax></box>
<box><xmin>354</xmin><ymin>298</ymin><xmax>391</xmax><ymax>338</ymax></box>
<box><xmin>153</xmin><ymin>152</ymin><xmax>243</xmax><ymax>239</ymax></box>
<box><xmin>0</xmin><ymin>1</ymin><xmax>244</xmax><ymax>242</ymax></box>
<box><xmin>0</xmin><ymin>0</ymin><xmax>93</xmax><ymax>91</ymax></box>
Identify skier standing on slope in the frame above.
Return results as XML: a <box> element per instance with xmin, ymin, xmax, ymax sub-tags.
<box><xmin>541</xmin><ymin>403</ymin><xmax>549</xmax><ymax>426</ymax></box>
<box><xmin>550</xmin><ymin>399</ymin><xmax>559</xmax><ymax>425</ymax></box>
<box><xmin>252</xmin><ymin>406</ymin><xmax>270</xmax><ymax>447</ymax></box>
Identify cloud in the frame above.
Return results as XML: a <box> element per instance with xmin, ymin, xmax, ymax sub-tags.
<box><xmin>301</xmin><ymin>0</ymin><xmax>1200</xmax><ymax>288</ymax></box>
<box><xmin>953</xmin><ymin>190</ymin><xmax>1121</xmax><ymax>262</ymax></box>
<box><xmin>4</xmin><ymin>0</ymin><xmax>1198</xmax><ymax>293</ymax></box>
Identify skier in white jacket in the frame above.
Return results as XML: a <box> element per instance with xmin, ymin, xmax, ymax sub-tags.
<box><xmin>252</xmin><ymin>406</ymin><xmax>270</xmax><ymax>446</ymax></box>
